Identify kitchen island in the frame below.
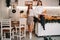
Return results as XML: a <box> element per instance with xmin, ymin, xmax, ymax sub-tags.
<box><xmin>35</xmin><ymin>14</ymin><xmax>60</xmax><ymax>37</ymax></box>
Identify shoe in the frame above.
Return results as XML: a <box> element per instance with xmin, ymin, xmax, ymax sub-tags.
<box><xmin>44</xmin><ymin>37</ymin><xmax>48</xmax><ymax>40</ymax></box>
<box><xmin>49</xmin><ymin>36</ymin><xmax>52</xmax><ymax>40</ymax></box>
<box><xmin>29</xmin><ymin>33</ymin><xmax>32</xmax><ymax>39</ymax></box>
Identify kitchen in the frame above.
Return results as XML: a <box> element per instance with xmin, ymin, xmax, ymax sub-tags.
<box><xmin>0</xmin><ymin>0</ymin><xmax>60</xmax><ymax>40</ymax></box>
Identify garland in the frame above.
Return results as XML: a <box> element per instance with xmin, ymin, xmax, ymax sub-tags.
<box><xmin>45</xmin><ymin>19</ymin><xmax>60</xmax><ymax>23</ymax></box>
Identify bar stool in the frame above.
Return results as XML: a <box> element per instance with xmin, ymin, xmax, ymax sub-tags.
<box><xmin>19</xmin><ymin>18</ymin><xmax>27</xmax><ymax>40</ymax></box>
<box><xmin>1</xmin><ymin>19</ymin><xmax>13</xmax><ymax>40</ymax></box>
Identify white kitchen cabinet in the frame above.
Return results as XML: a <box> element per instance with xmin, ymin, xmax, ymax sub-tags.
<box><xmin>35</xmin><ymin>22</ymin><xmax>60</xmax><ymax>36</ymax></box>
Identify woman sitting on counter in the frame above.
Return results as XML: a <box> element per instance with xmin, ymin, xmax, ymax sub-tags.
<box><xmin>34</xmin><ymin>0</ymin><xmax>46</xmax><ymax>30</ymax></box>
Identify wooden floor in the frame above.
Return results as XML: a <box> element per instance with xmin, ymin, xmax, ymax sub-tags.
<box><xmin>0</xmin><ymin>33</ymin><xmax>60</xmax><ymax>40</ymax></box>
<box><xmin>0</xmin><ymin>29</ymin><xmax>60</xmax><ymax>40</ymax></box>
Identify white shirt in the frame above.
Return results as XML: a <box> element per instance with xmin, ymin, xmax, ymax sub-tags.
<box><xmin>9</xmin><ymin>7</ymin><xmax>20</xmax><ymax>21</ymax></box>
<box><xmin>34</xmin><ymin>6</ymin><xmax>44</xmax><ymax>17</ymax></box>
<box><xmin>29</xmin><ymin>9</ymin><xmax>34</xmax><ymax>16</ymax></box>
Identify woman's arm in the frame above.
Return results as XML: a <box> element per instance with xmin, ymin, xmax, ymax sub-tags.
<box><xmin>42</xmin><ymin>9</ymin><xmax>47</xmax><ymax>15</ymax></box>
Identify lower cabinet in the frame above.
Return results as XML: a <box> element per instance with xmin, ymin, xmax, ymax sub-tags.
<box><xmin>35</xmin><ymin>22</ymin><xmax>60</xmax><ymax>36</ymax></box>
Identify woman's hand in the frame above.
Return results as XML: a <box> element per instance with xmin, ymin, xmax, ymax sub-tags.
<box><xmin>37</xmin><ymin>14</ymin><xmax>40</xmax><ymax>20</ymax></box>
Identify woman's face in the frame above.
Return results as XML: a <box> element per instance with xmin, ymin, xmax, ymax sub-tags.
<box><xmin>38</xmin><ymin>2</ymin><xmax>42</xmax><ymax>6</ymax></box>
<box><xmin>29</xmin><ymin>4</ymin><xmax>32</xmax><ymax>9</ymax></box>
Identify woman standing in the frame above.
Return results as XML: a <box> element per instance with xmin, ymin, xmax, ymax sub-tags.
<box><xmin>27</xmin><ymin>4</ymin><xmax>34</xmax><ymax>39</ymax></box>
<box><xmin>34</xmin><ymin>0</ymin><xmax>46</xmax><ymax>30</ymax></box>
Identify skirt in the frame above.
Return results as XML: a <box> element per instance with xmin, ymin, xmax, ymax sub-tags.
<box><xmin>27</xmin><ymin>16</ymin><xmax>34</xmax><ymax>25</ymax></box>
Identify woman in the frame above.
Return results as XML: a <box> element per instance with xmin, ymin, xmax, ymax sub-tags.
<box><xmin>34</xmin><ymin>0</ymin><xmax>46</xmax><ymax>30</ymax></box>
<box><xmin>27</xmin><ymin>4</ymin><xmax>34</xmax><ymax>39</ymax></box>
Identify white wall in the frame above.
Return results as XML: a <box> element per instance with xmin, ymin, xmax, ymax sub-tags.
<box><xmin>0</xmin><ymin>0</ymin><xmax>9</xmax><ymax>19</ymax></box>
<box><xmin>41</xmin><ymin>0</ymin><xmax>59</xmax><ymax>6</ymax></box>
<box><xmin>0</xmin><ymin>0</ymin><xmax>2</xmax><ymax>19</ymax></box>
<box><xmin>18</xmin><ymin>0</ymin><xmax>33</xmax><ymax>6</ymax></box>
<box><xmin>0</xmin><ymin>0</ymin><xmax>59</xmax><ymax>19</ymax></box>
<box><xmin>18</xmin><ymin>0</ymin><xmax>59</xmax><ymax>6</ymax></box>
<box><xmin>18</xmin><ymin>0</ymin><xmax>25</xmax><ymax>6</ymax></box>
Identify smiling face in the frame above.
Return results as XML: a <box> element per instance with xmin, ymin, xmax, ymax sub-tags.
<box><xmin>38</xmin><ymin>2</ymin><xmax>42</xmax><ymax>6</ymax></box>
<box><xmin>37</xmin><ymin>1</ymin><xmax>42</xmax><ymax>6</ymax></box>
<box><xmin>29</xmin><ymin>4</ymin><xmax>32</xmax><ymax>9</ymax></box>
<box><xmin>28</xmin><ymin>4</ymin><xmax>32</xmax><ymax>9</ymax></box>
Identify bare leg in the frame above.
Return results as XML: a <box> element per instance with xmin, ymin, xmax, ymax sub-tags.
<box><xmin>29</xmin><ymin>22</ymin><xmax>34</xmax><ymax>39</ymax></box>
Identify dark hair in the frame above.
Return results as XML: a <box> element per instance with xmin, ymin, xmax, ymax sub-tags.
<box><xmin>28</xmin><ymin>4</ymin><xmax>33</xmax><ymax>9</ymax></box>
<box><xmin>37</xmin><ymin>0</ymin><xmax>42</xmax><ymax>6</ymax></box>
<box><xmin>27</xmin><ymin>4</ymin><xmax>33</xmax><ymax>15</ymax></box>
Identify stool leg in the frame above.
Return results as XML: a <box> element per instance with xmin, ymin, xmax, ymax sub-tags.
<box><xmin>20</xmin><ymin>28</ymin><xmax>21</xmax><ymax>40</ymax></box>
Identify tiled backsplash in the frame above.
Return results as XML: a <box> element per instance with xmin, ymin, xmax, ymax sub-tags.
<box><xmin>45</xmin><ymin>7</ymin><xmax>60</xmax><ymax>16</ymax></box>
<box><xmin>0</xmin><ymin>6</ymin><xmax>60</xmax><ymax>19</ymax></box>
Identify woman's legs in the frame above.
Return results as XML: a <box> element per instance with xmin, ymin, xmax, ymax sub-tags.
<box><xmin>28</xmin><ymin>22</ymin><xmax>34</xmax><ymax>39</ymax></box>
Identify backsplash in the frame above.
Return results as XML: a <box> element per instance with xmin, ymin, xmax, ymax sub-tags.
<box><xmin>45</xmin><ymin>7</ymin><xmax>60</xmax><ymax>16</ymax></box>
<box><xmin>0</xmin><ymin>6</ymin><xmax>60</xmax><ymax>19</ymax></box>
